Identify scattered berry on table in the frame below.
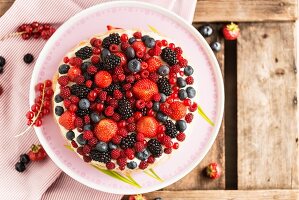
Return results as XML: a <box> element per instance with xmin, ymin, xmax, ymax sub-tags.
<box><xmin>15</xmin><ymin>162</ymin><xmax>26</xmax><ymax>172</ymax></box>
<box><xmin>28</xmin><ymin>144</ymin><xmax>47</xmax><ymax>161</ymax></box>
<box><xmin>20</xmin><ymin>154</ymin><xmax>30</xmax><ymax>165</ymax></box>
<box><xmin>0</xmin><ymin>56</ymin><xmax>6</xmax><ymax>67</ymax></box>
<box><xmin>206</xmin><ymin>162</ymin><xmax>221</xmax><ymax>179</ymax></box>
<box><xmin>222</xmin><ymin>22</ymin><xmax>240</xmax><ymax>40</ymax></box>
<box><xmin>198</xmin><ymin>24</ymin><xmax>213</xmax><ymax>37</ymax></box>
<box><xmin>210</xmin><ymin>41</ymin><xmax>221</xmax><ymax>52</ymax></box>
<box><xmin>23</xmin><ymin>53</ymin><xmax>34</xmax><ymax>64</ymax></box>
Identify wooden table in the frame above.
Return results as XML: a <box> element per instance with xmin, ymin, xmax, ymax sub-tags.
<box><xmin>1</xmin><ymin>1</ymin><xmax>298</xmax><ymax>199</ymax></box>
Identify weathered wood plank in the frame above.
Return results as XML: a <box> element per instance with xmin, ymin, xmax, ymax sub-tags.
<box><xmin>0</xmin><ymin>0</ymin><xmax>13</xmax><ymax>16</ymax></box>
<box><xmin>237</xmin><ymin>22</ymin><xmax>299</xmax><ymax>189</ymax></box>
<box><xmin>145</xmin><ymin>190</ymin><xmax>299</xmax><ymax>200</ymax></box>
<box><xmin>194</xmin><ymin>0</ymin><xmax>298</xmax><ymax>22</ymax></box>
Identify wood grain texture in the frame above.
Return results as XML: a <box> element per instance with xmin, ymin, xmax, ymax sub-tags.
<box><xmin>194</xmin><ymin>0</ymin><xmax>298</xmax><ymax>22</ymax></box>
<box><xmin>237</xmin><ymin>22</ymin><xmax>299</xmax><ymax>189</ymax></box>
<box><xmin>0</xmin><ymin>0</ymin><xmax>13</xmax><ymax>16</ymax></box>
<box><xmin>145</xmin><ymin>190</ymin><xmax>299</xmax><ymax>200</ymax></box>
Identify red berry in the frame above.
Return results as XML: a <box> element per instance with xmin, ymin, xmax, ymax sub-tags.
<box><xmin>120</xmin><ymin>34</ymin><xmax>128</xmax><ymax>42</ymax></box>
<box><xmin>106</xmin><ymin>162</ymin><xmax>116</xmax><ymax>170</ymax></box>
<box><xmin>178</xmin><ymin>58</ymin><xmax>188</xmax><ymax>67</ymax></box>
<box><xmin>21</xmin><ymin>33</ymin><xmax>31</xmax><ymax>40</ymax></box>
<box><xmin>164</xmin><ymin>147</ymin><xmax>172</xmax><ymax>154</ymax></box>
<box><xmin>88</xmin><ymin>137</ymin><xmax>98</xmax><ymax>147</ymax></box>
<box><xmin>176</xmin><ymin>132</ymin><xmax>186</xmax><ymax>141</ymax></box>
<box><xmin>69</xmin><ymin>104</ymin><xmax>78</xmax><ymax>112</ymax></box>
<box><xmin>45</xmin><ymin>80</ymin><xmax>52</xmax><ymax>87</ymax></box>
<box><xmin>26</xmin><ymin>111</ymin><xmax>34</xmax><ymax>119</ymax></box>
<box><xmin>77</xmin><ymin>147</ymin><xmax>84</xmax><ymax>155</ymax></box>
<box><xmin>84</xmin><ymin>115</ymin><xmax>91</xmax><ymax>124</ymax></box>
<box><xmin>74</xmin><ymin>117</ymin><xmax>83</xmax><ymax>128</ymax></box>
<box><xmin>63</xmin><ymin>99</ymin><xmax>71</xmax><ymax>109</ymax></box>
<box><xmin>161</xmin><ymin>39</ymin><xmax>168</xmax><ymax>46</ymax></box>
<box><xmin>157</xmin><ymin>125</ymin><xmax>166</xmax><ymax>134</ymax></box>
<box><xmin>111</xmin><ymin>113</ymin><xmax>121</xmax><ymax>122</ymax></box>
<box><xmin>111</xmin><ymin>149</ymin><xmax>121</xmax><ymax>159</ymax></box>
<box><xmin>133</xmin><ymin>31</ymin><xmax>142</xmax><ymax>39</ymax></box>
<box><xmin>98</xmin><ymin>91</ymin><xmax>107</xmax><ymax>101</ymax></box>
<box><xmin>113</xmin><ymin>90</ymin><xmax>123</xmax><ymax>100</ymax></box>
<box><xmin>85</xmin><ymin>80</ymin><xmax>93</xmax><ymax>88</ymax></box>
<box><xmin>185</xmin><ymin>113</ymin><xmax>194</xmax><ymax>123</ymax></box>
<box><xmin>127</xmin><ymin>117</ymin><xmax>135</xmax><ymax>123</ymax></box>
<box><xmin>121</xmin><ymin>42</ymin><xmax>130</xmax><ymax>51</ymax></box>
<box><xmin>117</xmin><ymin>158</ymin><xmax>127</xmax><ymax>167</ymax></box>
<box><xmin>123</xmin><ymin>83</ymin><xmax>131</xmax><ymax>91</ymax></box>
<box><xmin>163</xmin><ymin>135</ymin><xmax>173</xmax><ymax>148</ymax></box>
<box><xmin>91</xmin><ymin>56</ymin><xmax>100</xmax><ymax>64</ymax></box>
<box><xmin>206</xmin><ymin>163</ymin><xmax>221</xmax><ymax>179</ymax></box>
<box><xmin>174</xmin><ymin>47</ymin><xmax>183</xmax><ymax>55</ymax></box>
<box><xmin>28</xmin><ymin>144</ymin><xmax>47</xmax><ymax>161</ymax></box>
<box><xmin>87</xmin><ymin>65</ymin><xmax>97</xmax><ymax>75</ymax></box>
<box><xmin>134</xmin><ymin>112</ymin><xmax>142</xmax><ymax>121</ymax></box>
<box><xmin>186</xmin><ymin>76</ymin><xmax>194</xmax><ymax>84</ymax></box>
<box><xmin>82</xmin><ymin>145</ymin><xmax>91</xmax><ymax>154</ymax></box>
<box><xmin>135</xmin><ymin>99</ymin><xmax>146</xmax><ymax>109</ymax></box>
<box><xmin>148</xmin><ymin>72</ymin><xmax>159</xmax><ymax>82</ymax></box>
<box><xmin>173</xmin><ymin>142</ymin><xmax>179</xmax><ymax>149</ymax></box>
<box><xmin>69</xmin><ymin>57</ymin><xmax>82</xmax><ymax>66</ymax></box>
<box><xmin>134</xmin><ymin>142</ymin><xmax>145</xmax><ymax>152</ymax></box>
<box><xmin>83</xmin><ymin>155</ymin><xmax>92</xmax><ymax>163</ymax></box>
<box><xmin>60</xmin><ymin>86</ymin><xmax>71</xmax><ymax>99</ymax></box>
<box><xmin>92</xmin><ymin>47</ymin><xmax>101</xmax><ymax>55</ymax></box>
<box><xmin>34</xmin><ymin>118</ymin><xmax>42</xmax><ymax>127</ymax></box>
<box><xmin>125</xmin><ymin>148</ymin><xmax>135</xmax><ymax>160</ymax></box>
<box><xmin>127</xmin><ymin>123</ymin><xmax>136</xmax><ymax>132</ymax></box>
<box><xmin>169</xmin><ymin>43</ymin><xmax>175</xmax><ymax>49</ymax></box>
<box><xmin>45</xmin><ymin>88</ymin><xmax>54</xmax><ymax>97</ymax></box>
<box><xmin>125</xmin><ymin>91</ymin><xmax>133</xmax><ymax>98</ymax></box>
<box><xmin>145</xmin><ymin>101</ymin><xmax>153</xmax><ymax>108</ymax></box>
<box><xmin>71</xmin><ymin>140</ymin><xmax>78</xmax><ymax>148</ymax></box>
<box><xmin>140</xmin><ymin>70</ymin><xmax>149</xmax><ymax>79</ymax></box>
<box><xmin>117</xmin><ymin>128</ymin><xmax>128</xmax><ymax>137</ymax></box>
<box><xmin>112</xmin><ymin>135</ymin><xmax>122</xmax><ymax>144</ymax></box>
<box><xmin>83</xmin><ymin>130</ymin><xmax>93</xmax><ymax>140</ymax></box>
<box><xmin>118</xmin><ymin>120</ymin><xmax>126</xmax><ymax>128</ymax></box>
<box><xmin>183</xmin><ymin>99</ymin><xmax>191</xmax><ymax>106</ymax></box>
<box><xmin>69</xmin><ymin>95</ymin><xmax>80</xmax><ymax>104</ymax></box>
<box><xmin>139</xmin><ymin>161</ymin><xmax>148</xmax><ymax>169</ymax></box>
<box><xmin>104</xmin><ymin>106</ymin><xmax>114</xmax><ymax>116</ymax></box>
<box><xmin>147</xmin><ymin>155</ymin><xmax>155</xmax><ymax>164</ymax></box>
<box><xmin>63</xmin><ymin>57</ymin><xmax>69</xmax><ymax>63</ymax></box>
<box><xmin>189</xmin><ymin>102</ymin><xmax>198</xmax><ymax>112</ymax></box>
<box><xmin>152</xmin><ymin>46</ymin><xmax>162</xmax><ymax>56</ymax></box>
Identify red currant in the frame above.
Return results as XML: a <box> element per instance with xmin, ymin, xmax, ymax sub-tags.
<box><xmin>26</xmin><ymin>111</ymin><xmax>34</xmax><ymax>119</ymax></box>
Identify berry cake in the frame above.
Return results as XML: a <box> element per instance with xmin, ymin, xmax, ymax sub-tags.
<box><xmin>53</xmin><ymin>29</ymin><xmax>197</xmax><ymax>172</ymax></box>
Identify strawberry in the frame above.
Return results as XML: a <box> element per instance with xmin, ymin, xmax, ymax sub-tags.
<box><xmin>28</xmin><ymin>144</ymin><xmax>47</xmax><ymax>161</ymax></box>
<box><xmin>222</xmin><ymin>22</ymin><xmax>240</xmax><ymax>40</ymax></box>
<box><xmin>206</xmin><ymin>162</ymin><xmax>221</xmax><ymax>179</ymax></box>
<box><xmin>128</xmin><ymin>195</ymin><xmax>147</xmax><ymax>200</ymax></box>
<box><xmin>58</xmin><ymin>111</ymin><xmax>76</xmax><ymax>130</ymax></box>
<box><xmin>67</xmin><ymin>66</ymin><xmax>81</xmax><ymax>81</ymax></box>
<box><xmin>114</xmin><ymin>52</ymin><xmax>127</xmax><ymax>66</ymax></box>
<box><xmin>131</xmin><ymin>41</ymin><xmax>146</xmax><ymax>54</ymax></box>
<box><xmin>169</xmin><ymin>101</ymin><xmax>187</xmax><ymax>120</ymax></box>
<box><xmin>146</xmin><ymin>57</ymin><xmax>162</xmax><ymax>72</ymax></box>
<box><xmin>94</xmin><ymin>71</ymin><xmax>112</xmax><ymax>88</ymax></box>
<box><xmin>94</xmin><ymin>119</ymin><xmax>118</xmax><ymax>142</ymax></box>
<box><xmin>136</xmin><ymin>116</ymin><xmax>159</xmax><ymax>138</ymax></box>
<box><xmin>132</xmin><ymin>79</ymin><xmax>158</xmax><ymax>101</ymax></box>
<box><xmin>106</xmin><ymin>25</ymin><xmax>122</xmax><ymax>30</ymax></box>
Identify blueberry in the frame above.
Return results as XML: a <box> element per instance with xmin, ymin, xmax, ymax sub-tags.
<box><xmin>54</xmin><ymin>94</ymin><xmax>63</xmax><ymax>103</ymax></box>
<box><xmin>136</xmin><ymin>152</ymin><xmax>145</xmax><ymax>161</ymax></box>
<box><xmin>198</xmin><ymin>25</ymin><xmax>213</xmax><ymax>37</ymax></box>
<box><xmin>108</xmin><ymin>142</ymin><xmax>117</xmax><ymax>150</ymax></box>
<box><xmin>153</xmin><ymin>102</ymin><xmax>160</xmax><ymax>112</ymax></box>
<box><xmin>154</xmin><ymin>198</ymin><xmax>162</xmax><ymax>200</ymax></box>
<box><xmin>177</xmin><ymin>77</ymin><xmax>186</xmax><ymax>88</ymax></box>
<box><xmin>210</xmin><ymin>41</ymin><xmax>221</xmax><ymax>52</ymax></box>
<box><xmin>0</xmin><ymin>56</ymin><xmax>6</xmax><ymax>67</ymax></box>
<box><xmin>186</xmin><ymin>87</ymin><xmax>196</xmax><ymax>98</ymax></box>
<box><xmin>160</xmin><ymin>93</ymin><xmax>167</xmax><ymax>103</ymax></box>
<box><xmin>127</xmin><ymin>161</ymin><xmax>137</xmax><ymax>169</ymax></box>
<box><xmin>143</xmin><ymin>149</ymin><xmax>149</xmax><ymax>159</ymax></box>
<box><xmin>23</xmin><ymin>53</ymin><xmax>34</xmax><ymax>64</ymax></box>
<box><xmin>55</xmin><ymin>106</ymin><xmax>64</xmax><ymax>116</ymax></box>
<box><xmin>83</xmin><ymin>72</ymin><xmax>91</xmax><ymax>81</ymax></box>
<box><xmin>178</xmin><ymin>89</ymin><xmax>187</xmax><ymax>100</ymax></box>
<box><xmin>90</xmin><ymin>112</ymin><xmax>100</xmax><ymax>123</ymax></box>
<box><xmin>125</xmin><ymin>46</ymin><xmax>135</xmax><ymax>59</ymax></box>
<box><xmin>58</xmin><ymin>64</ymin><xmax>70</xmax><ymax>74</ymax></box>
<box><xmin>101</xmin><ymin>48</ymin><xmax>111</xmax><ymax>60</ymax></box>
<box><xmin>184</xmin><ymin>65</ymin><xmax>194</xmax><ymax>76</ymax></box>
<box><xmin>15</xmin><ymin>162</ymin><xmax>26</xmax><ymax>172</ymax></box>
<box><xmin>83</xmin><ymin>124</ymin><xmax>93</xmax><ymax>131</ymax></box>
<box><xmin>175</xmin><ymin>120</ymin><xmax>187</xmax><ymax>132</ymax></box>
<box><xmin>96</xmin><ymin>141</ymin><xmax>108</xmax><ymax>152</ymax></box>
<box><xmin>20</xmin><ymin>154</ymin><xmax>30</xmax><ymax>164</ymax></box>
<box><xmin>128</xmin><ymin>59</ymin><xmax>141</xmax><ymax>73</ymax></box>
<box><xmin>158</xmin><ymin>65</ymin><xmax>170</xmax><ymax>76</ymax></box>
<box><xmin>66</xmin><ymin>131</ymin><xmax>75</xmax><ymax>140</ymax></box>
<box><xmin>76</xmin><ymin>134</ymin><xmax>87</xmax><ymax>145</ymax></box>
<box><xmin>144</xmin><ymin>37</ymin><xmax>155</xmax><ymax>48</ymax></box>
<box><xmin>81</xmin><ymin>61</ymin><xmax>91</xmax><ymax>72</ymax></box>
<box><xmin>78</xmin><ymin>98</ymin><xmax>90</xmax><ymax>109</ymax></box>
<box><xmin>156</xmin><ymin>112</ymin><xmax>168</xmax><ymax>122</ymax></box>
<box><xmin>141</xmin><ymin>35</ymin><xmax>150</xmax><ymax>42</ymax></box>
<box><xmin>129</xmin><ymin>37</ymin><xmax>136</xmax><ymax>44</ymax></box>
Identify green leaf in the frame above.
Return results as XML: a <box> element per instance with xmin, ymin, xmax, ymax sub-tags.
<box><xmin>197</xmin><ymin>104</ymin><xmax>215</xmax><ymax>127</ymax></box>
<box><xmin>148</xmin><ymin>25</ymin><xmax>160</xmax><ymax>34</ymax></box>
<box><xmin>144</xmin><ymin>168</ymin><xmax>164</xmax><ymax>182</ymax></box>
<box><xmin>64</xmin><ymin>144</ymin><xmax>74</xmax><ymax>151</ymax></box>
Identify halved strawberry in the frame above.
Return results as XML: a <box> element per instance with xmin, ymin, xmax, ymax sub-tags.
<box><xmin>94</xmin><ymin>119</ymin><xmax>118</xmax><ymax>142</ymax></box>
<box><xmin>95</xmin><ymin>71</ymin><xmax>112</xmax><ymax>88</ymax></box>
<box><xmin>58</xmin><ymin>111</ymin><xmax>76</xmax><ymax>130</ymax></box>
<box><xmin>146</xmin><ymin>57</ymin><xmax>162</xmax><ymax>72</ymax></box>
<box><xmin>169</xmin><ymin>101</ymin><xmax>187</xmax><ymax>120</ymax></box>
<box><xmin>136</xmin><ymin>116</ymin><xmax>159</xmax><ymax>138</ymax></box>
<box><xmin>222</xmin><ymin>22</ymin><xmax>240</xmax><ymax>40</ymax></box>
<box><xmin>132</xmin><ymin>79</ymin><xmax>158</xmax><ymax>101</ymax></box>
<box><xmin>114</xmin><ymin>52</ymin><xmax>127</xmax><ymax>66</ymax></box>
<box><xmin>106</xmin><ymin>25</ymin><xmax>123</xmax><ymax>31</ymax></box>
<box><xmin>132</xmin><ymin>41</ymin><xmax>146</xmax><ymax>54</ymax></box>
<box><xmin>67</xmin><ymin>66</ymin><xmax>81</xmax><ymax>81</ymax></box>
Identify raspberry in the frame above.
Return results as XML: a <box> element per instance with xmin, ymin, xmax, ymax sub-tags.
<box><xmin>104</xmin><ymin>106</ymin><xmax>114</xmax><ymax>116</ymax></box>
<box><xmin>170</xmin><ymin>65</ymin><xmax>181</xmax><ymax>74</ymax></box>
<box><xmin>82</xmin><ymin>145</ymin><xmax>91</xmax><ymax>154</ymax></box>
<box><xmin>164</xmin><ymin>147</ymin><xmax>172</xmax><ymax>154</ymax></box>
<box><xmin>91</xmin><ymin>56</ymin><xmax>100</xmax><ymax>64</ymax></box>
<box><xmin>83</xmin><ymin>155</ymin><xmax>92</xmax><ymax>162</ymax></box>
<box><xmin>112</xmin><ymin>113</ymin><xmax>121</xmax><ymax>121</ymax></box>
<box><xmin>77</xmin><ymin>147</ymin><xmax>84</xmax><ymax>155</ymax></box>
<box><xmin>173</xmin><ymin>142</ymin><xmax>179</xmax><ymax>149</ymax></box>
<box><xmin>126</xmin><ymin>75</ymin><xmax>135</xmax><ymax>83</ymax></box>
<box><xmin>71</xmin><ymin>140</ymin><xmax>78</xmax><ymax>148</ymax></box>
<box><xmin>174</xmin><ymin>47</ymin><xmax>183</xmax><ymax>55</ymax></box>
<box><xmin>146</xmin><ymin>101</ymin><xmax>153</xmax><ymax>109</ymax></box>
<box><xmin>127</xmin><ymin>117</ymin><xmax>135</xmax><ymax>123</ymax></box>
<box><xmin>139</xmin><ymin>161</ymin><xmax>148</xmax><ymax>169</ymax></box>
<box><xmin>69</xmin><ymin>57</ymin><xmax>82</xmax><ymax>66</ymax></box>
<box><xmin>57</xmin><ymin>76</ymin><xmax>69</xmax><ymax>86</ymax></box>
<box><xmin>185</xmin><ymin>113</ymin><xmax>194</xmax><ymax>123</ymax></box>
<box><xmin>88</xmin><ymin>137</ymin><xmax>98</xmax><ymax>147</ymax></box>
<box><xmin>106</xmin><ymin>162</ymin><xmax>116</xmax><ymax>170</ymax></box>
<box><xmin>120</xmin><ymin>150</ymin><xmax>126</xmax><ymax>158</ymax></box>
<box><xmin>119</xmin><ymin>166</ymin><xmax>125</xmax><ymax>171</ymax></box>
<box><xmin>109</xmin><ymin>44</ymin><xmax>119</xmax><ymax>53</ymax></box>
<box><xmin>98</xmin><ymin>91</ymin><xmax>107</xmax><ymax>101</ymax></box>
<box><xmin>110</xmin><ymin>149</ymin><xmax>121</xmax><ymax>159</ymax></box>
<box><xmin>69</xmin><ymin>95</ymin><xmax>80</xmax><ymax>104</ymax></box>
<box><xmin>136</xmin><ymin>133</ymin><xmax>145</xmax><ymax>142</ymax></box>
<box><xmin>186</xmin><ymin>76</ymin><xmax>194</xmax><ymax>85</ymax></box>
<box><xmin>84</xmin><ymin>115</ymin><xmax>90</xmax><ymax>124</ymax></box>
<box><xmin>147</xmin><ymin>155</ymin><xmax>155</xmax><ymax>164</ymax></box>
<box><xmin>112</xmin><ymin>135</ymin><xmax>122</xmax><ymax>144</ymax></box>
<box><xmin>152</xmin><ymin>93</ymin><xmax>161</xmax><ymax>102</ymax></box>
<box><xmin>178</xmin><ymin>58</ymin><xmax>188</xmax><ymax>67</ymax></box>
<box><xmin>152</xmin><ymin>46</ymin><xmax>162</xmax><ymax>56</ymax></box>
<box><xmin>189</xmin><ymin>102</ymin><xmax>198</xmax><ymax>112</ymax></box>
<box><xmin>117</xmin><ymin>158</ymin><xmax>127</xmax><ymax>167</ymax></box>
<box><xmin>120</xmin><ymin>34</ymin><xmax>128</xmax><ymax>42</ymax></box>
<box><xmin>114</xmin><ymin>66</ymin><xmax>124</xmax><ymax>75</ymax></box>
<box><xmin>140</xmin><ymin>70</ymin><xmax>149</xmax><ymax>79</ymax></box>
<box><xmin>133</xmin><ymin>31</ymin><xmax>142</xmax><ymax>39</ymax></box>
<box><xmin>135</xmin><ymin>99</ymin><xmax>146</xmax><ymax>109</ymax></box>
<box><xmin>83</xmin><ymin>130</ymin><xmax>93</xmax><ymax>140</ymax></box>
<box><xmin>74</xmin><ymin>117</ymin><xmax>83</xmax><ymax>128</ymax></box>
<box><xmin>163</xmin><ymin>135</ymin><xmax>173</xmax><ymax>148</ymax></box>
<box><xmin>121</xmin><ymin>42</ymin><xmax>129</xmax><ymax>51</ymax></box>
<box><xmin>63</xmin><ymin>99</ymin><xmax>71</xmax><ymax>109</ymax></box>
<box><xmin>125</xmin><ymin>148</ymin><xmax>135</xmax><ymax>160</ymax></box>
<box><xmin>113</xmin><ymin>90</ymin><xmax>123</xmax><ymax>100</ymax></box>
<box><xmin>108</xmin><ymin>99</ymin><xmax>118</xmax><ymax>108</ymax></box>
<box><xmin>85</xmin><ymin>80</ymin><xmax>92</xmax><ymax>88</ymax></box>
<box><xmin>117</xmin><ymin>128</ymin><xmax>128</xmax><ymax>137</ymax></box>
<box><xmin>87</xmin><ymin>65</ymin><xmax>97</xmax><ymax>75</ymax></box>
<box><xmin>134</xmin><ymin>142</ymin><xmax>145</xmax><ymax>152</ymax></box>
<box><xmin>60</xmin><ymin>86</ymin><xmax>71</xmax><ymax>99</ymax></box>
<box><xmin>127</xmin><ymin>123</ymin><xmax>136</xmax><ymax>132</ymax></box>
<box><xmin>148</xmin><ymin>72</ymin><xmax>159</xmax><ymax>82</ymax></box>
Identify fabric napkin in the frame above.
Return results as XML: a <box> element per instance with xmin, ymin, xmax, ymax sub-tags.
<box><xmin>0</xmin><ymin>0</ymin><xmax>197</xmax><ymax>199</ymax></box>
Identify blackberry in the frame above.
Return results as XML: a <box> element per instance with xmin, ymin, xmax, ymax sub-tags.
<box><xmin>164</xmin><ymin>120</ymin><xmax>178</xmax><ymax>138</ymax></box>
<box><xmin>120</xmin><ymin>133</ymin><xmax>136</xmax><ymax>149</ymax></box>
<box><xmin>70</xmin><ymin>84</ymin><xmax>91</xmax><ymax>98</ymax></box>
<box><xmin>141</xmin><ymin>107</ymin><xmax>147</xmax><ymax>116</ymax></box>
<box><xmin>147</xmin><ymin>139</ymin><xmax>162</xmax><ymax>157</ymax></box>
<box><xmin>76</xmin><ymin>109</ymin><xmax>90</xmax><ymax>117</ymax></box>
<box><xmin>102</xmin><ymin>37</ymin><xmax>110</xmax><ymax>49</ymax></box>
<box><xmin>75</xmin><ymin>46</ymin><xmax>93</xmax><ymax>60</ymax></box>
<box><xmin>157</xmin><ymin>77</ymin><xmax>172</xmax><ymax>96</ymax></box>
<box><xmin>105</xmin><ymin>83</ymin><xmax>121</xmax><ymax>95</ymax></box>
<box><xmin>89</xmin><ymin>149</ymin><xmax>111</xmax><ymax>163</ymax></box>
<box><xmin>109</xmin><ymin>33</ymin><xmax>121</xmax><ymax>45</ymax></box>
<box><xmin>161</xmin><ymin>47</ymin><xmax>177</xmax><ymax>66</ymax></box>
<box><xmin>94</xmin><ymin>61</ymin><xmax>105</xmax><ymax>70</ymax></box>
<box><xmin>118</xmin><ymin>99</ymin><xmax>133</xmax><ymax>119</ymax></box>
<box><xmin>104</xmin><ymin>54</ymin><xmax>121</xmax><ymax>70</ymax></box>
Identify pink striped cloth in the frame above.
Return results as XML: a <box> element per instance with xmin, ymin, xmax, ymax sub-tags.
<box><xmin>0</xmin><ymin>0</ymin><xmax>196</xmax><ymax>199</ymax></box>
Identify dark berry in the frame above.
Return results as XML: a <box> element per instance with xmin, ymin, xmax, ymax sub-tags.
<box><xmin>152</xmin><ymin>102</ymin><xmax>160</xmax><ymax>112</ymax></box>
<box><xmin>125</xmin><ymin>46</ymin><xmax>135</xmax><ymax>59</ymax></box>
<box><xmin>177</xmin><ymin>77</ymin><xmax>186</xmax><ymax>88</ymax></box>
<box><xmin>76</xmin><ymin>134</ymin><xmax>87</xmax><ymax>145</ymax></box>
<box><xmin>58</xmin><ymin>64</ymin><xmax>70</xmax><ymax>74</ymax></box>
<box><xmin>127</xmin><ymin>161</ymin><xmax>137</xmax><ymax>169</ymax></box>
<box><xmin>81</xmin><ymin>61</ymin><xmax>91</xmax><ymax>72</ymax></box>
<box><xmin>184</xmin><ymin>65</ymin><xmax>194</xmax><ymax>76</ymax></box>
<box><xmin>157</xmin><ymin>77</ymin><xmax>172</xmax><ymax>96</ymax></box>
<box><xmin>23</xmin><ymin>53</ymin><xmax>34</xmax><ymax>64</ymax></box>
<box><xmin>128</xmin><ymin>37</ymin><xmax>136</xmax><ymax>44</ymax></box>
<box><xmin>0</xmin><ymin>56</ymin><xmax>6</xmax><ymax>67</ymax></box>
<box><xmin>90</xmin><ymin>112</ymin><xmax>100</xmax><ymax>123</ymax></box>
<box><xmin>78</xmin><ymin>98</ymin><xmax>90</xmax><ymax>109</ymax></box>
<box><xmin>141</xmin><ymin>35</ymin><xmax>150</xmax><ymax>42</ymax></box>
<box><xmin>161</xmin><ymin>47</ymin><xmax>177</xmax><ymax>66</ymax></box>
<box><xmin>156</xmin><ymin>112</ymin><xmax>168</xmax><ymax>122</ymax></box>
<box><xmin>104</xmin><ymin>54</ymin><xmax>121</xmax><ymax>70</ymax></box>
<box><xmin>66</xmin><ymin>131</ymin><xmax>75</xmax><ymax>140</ymax></box>
<box><xmin>20</xmin><ymin>154</ymin><xmax>30</xmax><ymax>164</ymax></box>
<box><xmin>15</xmin><ymin>162</ymin><xmax>26</xmax><ymax>172</ymax></box>
<box><xmin>109</xmin><ymin>33</ymin><xmax>121</xmax><ymax>45</ymax></box>
<box><xmin>105</xmin><ymin>83</ymin><xmax>121</xmax><ymax>95</ymax></box>
<box><xmin>158</xmin><ymin>65</ymin><xmax>170</xmax><ymax>76</ymax></box>
<box><xmin>118</xmin><ymin>99</ymin><xmax>133</xmax><ymax>119</ymax></box>
<box><xmin>95</xmin><ymin>141</ymin><xmax>108</xmax><ymax>152</ymax></box>
<box><xmin>164</xmin><ymin>120</ymin><xmax>178</xmax><ymax>138</ymax></box>
<box><xmin>210</xmin><ymin>41</ymin><xmax>221</xmax><ymax>52</ymax></box>
<box><xmin>136</xmin><ymin>149</ymin><xmax>150</xmax><ymax>161</ymax></box>
<box><xmin>160</xmin><ymin>93</ymin><xmax>167</xmax><ymax>102</ymax></box>
<box><xmin>75</xmin><ymin>46</ymin><xmax>92</xmax><ymax>60</ymax></box>
<box><xmin>76</xmin><ymin>109</ymin><xmax>90</xmax><ymax>117</ymax></box>
<box><xmin>83</xmin><ymin>124</ymin><xmax>92</xmax><ymax>131</ymax></box>
<box><xmin>55</xmin><ymin>106</ymin><xmax>64</xmax><ymax>116</ymax></box>
<box><xmin>120</xmin><ymin>133</ymin><xmax>136</xmax><ymax>149</ymax></box>
<box><xmin>128</xmin><ymin>59</ymin><xmax>141</xmax><ymax>73</ymax></box>
<box><xmin>147</xmin><ymin>139</ymin><xmax>162</xmax><ymax>157</ymax></box>
<box><xmin>70</xmin><ymin>84</ymin><xmax>91</xmax><ymax>98</ymax></box>
<box><xmin>178</xmin><ymin>89</ymin><xmax>187</xmax><ymax>100</ymax></box>
<box><xmin>186</xmin><ymin>86</ymin><xmax>196</xmax><ymax>98</ymax></box>
<box><xmin>175</xmin><ymin>120</ymin><xmax>187</xmax><ymax>132</ymax></box>
<box><xmin>144</xmin><ymin>37</ymin><xmax>155</xmax><ymax>48</ymax></box>
<box><xmin>198</xmin><ymin>25</ymin><xmax>213</xmax><ymax>37</ymax></box>
<box><xmin>54</xmin><ymin>94</ymin><xmax>63</xmax><ymax>103</ymax></box>
<box><xmin>102</xmin><ymin>37</ymin><xmax>110</xmax><ymax>49</ymax></box>
<box><xmin>101</xmin><ymin>48</ymin><xmax>111</xmax><ymax>60</ymax></box>
<box><xmin>89</xmin><ymin>149</ymin><xmax>111</xmax><ymax>163</ymax></box>
<box><xmin>108</xmin><ymin>142</ymin><xmax>117</xmax><ymax>150</ymax></box>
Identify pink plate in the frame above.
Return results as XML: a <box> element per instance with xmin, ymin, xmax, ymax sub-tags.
<box><xmin>30</xmin><ymin>1</ymin><xmax>224</xmax><ymax>195</ymax></box>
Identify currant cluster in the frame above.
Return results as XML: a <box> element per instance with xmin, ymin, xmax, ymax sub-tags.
<box><xmin>17</xmin><ymin>22</ymin><xmax>56</xmax><ymax>40</ymax></box>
